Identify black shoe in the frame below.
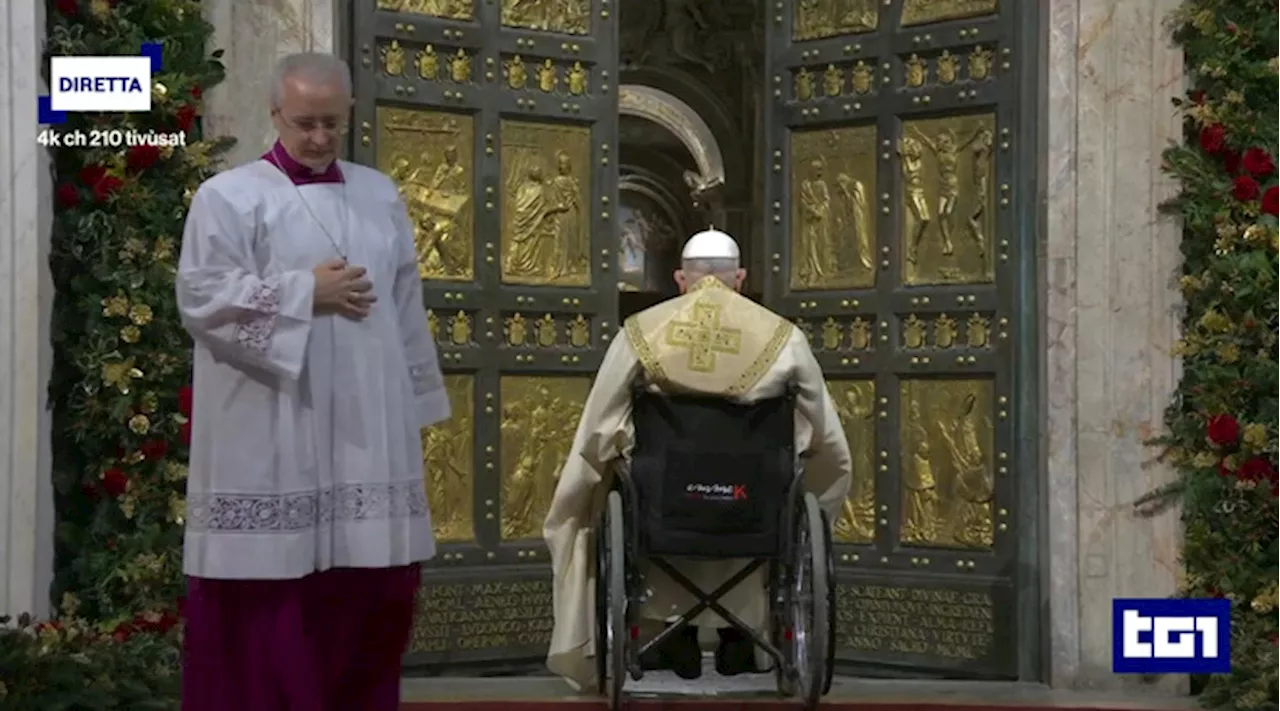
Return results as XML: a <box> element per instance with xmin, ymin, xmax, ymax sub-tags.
<box><xmin>714</xmin><ymin>628</ymin><xmax>759</xmax><ymax>676</ymax></box>
<box><xmin>640</xmin><ymin>625</ymin><xmax>702</xmax><ymax>679</ymax></box>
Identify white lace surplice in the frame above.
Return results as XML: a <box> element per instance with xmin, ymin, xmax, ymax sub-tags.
<box><xmin>177</xmin><ymin>160</ymin><xmax>450</xmax><ymax>580</ymax></box>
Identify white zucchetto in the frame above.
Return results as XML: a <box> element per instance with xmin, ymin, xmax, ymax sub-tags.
<box><xmin>681</xmin><ymin>228</ymin><xmax>741</xmax><ymax>261</ymax></box>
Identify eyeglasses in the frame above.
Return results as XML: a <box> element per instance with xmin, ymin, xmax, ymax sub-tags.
<box><xmin>276</xmin><ymin>111</ymin><xmax>349</xmax><ymax>136</ymax></box>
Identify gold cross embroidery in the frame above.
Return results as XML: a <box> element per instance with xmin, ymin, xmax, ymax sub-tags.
<box><xmin>664</xmin><ymin>301</ymin><xmax>742</xmax><ymax>372</ymax></box>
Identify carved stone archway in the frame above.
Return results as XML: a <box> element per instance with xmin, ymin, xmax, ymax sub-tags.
<box><xmin>618</xmin><ymin>84</ymin><xmax>726</xmax><ymax>196</ymax></box>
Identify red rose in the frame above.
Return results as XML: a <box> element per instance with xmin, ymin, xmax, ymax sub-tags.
<box><xmin>178</xmin><ymin>385</ymin><xmax>194</xmax><ymax>417</ymax></box>
<box><xmin>55</xmin><ymin>183</ymin><xmax>79</xmax><ymax>209</ymax></box>
<box><xmin>1263</xmin><ymin>186</ymin><xmax>1278</xmax><ymax>216</ymax></box>
<box><xmin>191</xmin><ymin>85</ymin><xmax>203</xmax><ymax>99</ymax></box>
<box><xmin>1232</xmin><ymin>175</ymin><xmax>1260</xmax><ymax>202</ymax></box>
<box><xmin>1242</xmin><ymin>148</ymin><xmax>1275</xmax><ymax>177</ymax></box>
<box><xmin>156</xmin><ymin>610</ymin><xmax>180</xmax><ymax>632</ymax></box>
<box><xmin>1207</xmin><ymin>413</ymin><xmax>1240</xmax><ymax>446</ymax></box>
<box><xmin>126</xmin><ymin>144</ymin><xmax>161</xmax><ymax>171</ymax></box>
<box><xmin>105</xmin><ymin>537</ymin><xmax>117</xmax><ymax>550</ymax></box>
<box><xmin>1237</xmin><ymin>456</ymin><xmax>1276</xmax><ymax>484</ymax></box>
<box><xmin>54</xmin><ymin>0</ymin><xmax>78</xmax><ymax>16</ymax></box>
<box><xmin>78</xmin><ymin>164</ymin><xmax>106</xmax><ymax>187</ymax></box>
<box><xmin>101</xmin><ymin>467</ymin><xmax>129</xmax><ymax>497</ymax></box>
<box><xmin>175</xmin><ymin>104</ymin><xmax>198</xmax><ymax>132</ymax></box>
<box><xmin>1223</xmin><ymin>149</ymin><xmax>1240</xmax><ymax>175</ymax></box>
<box><xmin>92</xmin><ymin>175</ymin><xmax>123</xmax><ymax>202</ymax></box>
<box><xmin>112</xmin><ymin>621</ymin><xmax>133</xmax><ymax>643</ymax></box>
<box><xmin>179</xmin><ymin>420</ymin><xmax>192</xmax><ymax>447</ymax></box>
<box><xmin>1190</xmin><ymin>90</ymin><xmax>1205</xmax><ymax>105</ymax></box>
<box><xmin>139</xmin><ymin>439</ymin><xmax>168</xmax><ymax>460</ymax></box>
<box><xmin>1199</xmin><ymin>123</ymin><xmax>1227</xmax><ymax>154</ymax></box>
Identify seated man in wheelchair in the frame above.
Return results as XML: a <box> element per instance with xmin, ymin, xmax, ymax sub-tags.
<box><xmin>542</xmin><ymin>227</ymin><xmax>852</xmax><ymax>689</ymax></box>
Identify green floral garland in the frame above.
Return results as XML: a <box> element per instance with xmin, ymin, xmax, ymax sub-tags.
<box><xmin>0</xmin><ymin>0</ymin><xmax>230</xmax><ymax>705</ymax></box>
<box><xmin>1157</xmin><ymin>0</ymin><xmax>1278</xmax><ymax>708</ymax></box>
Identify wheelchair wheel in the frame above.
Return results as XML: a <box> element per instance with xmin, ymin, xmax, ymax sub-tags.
<box><xmin>789</xmin><ymin>492</ymin><xmax>830</xmax><ymax>709</ymax></box>
<box><xmin>820</xmin><ymin>509</ymin><xmax>837</xmax><ymax>696</ymax></box>
<box><xmin>599</xmin><ymin>490</ymin><xmax>627</xmax><ymax>710</ymax></box>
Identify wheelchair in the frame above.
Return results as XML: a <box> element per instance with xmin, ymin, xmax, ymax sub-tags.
<box><xmin>593</xmin><ymin>383</ymin><xmax>836</xmax><ymax>710</ymax></box>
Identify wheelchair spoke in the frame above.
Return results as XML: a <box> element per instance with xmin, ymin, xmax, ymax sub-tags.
<box><xmin>790</xmin><ymin>517</ymin><xmax>814</xmax><ymax>681</ymax></box>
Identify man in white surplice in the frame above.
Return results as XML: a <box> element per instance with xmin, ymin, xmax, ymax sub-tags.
<box><xmin>176</xmin><ymin>53</ymin><xmax>448</xmax><ymax>711</ymax></box>
<box><xmin>543</xmin><ymin>228</ymin><xmax>852</xmax><ymax>688</ymax></box>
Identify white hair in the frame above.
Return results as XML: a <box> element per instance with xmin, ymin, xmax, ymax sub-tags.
<box><xmin>682</xmin><ymin>257</ymin><xmax>740</xmax><ymax>286</ymax></box>
<box><xmin>270</xmin><ymin>53</ymin><xmax>352</xmax><ymax>108</ymax></box>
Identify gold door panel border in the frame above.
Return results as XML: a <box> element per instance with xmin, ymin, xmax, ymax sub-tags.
<box><xmin>377</xmin><ymin>0</ymin><xmax>474</xmax><ymax>20</ymax></box>
<box><xmin>830</xmin><ymin>379</ymin><xmax>875</xmax><ymax>543</ymax></box>
<box><xmin>424</xmin><ymin>375</ymin><xmax>476</xmax><ymax>543</ymax></box>
<box><xmin>793</xmin><ymin>315</ymin><xmax>877</xmax><ymax>354</ymax></box>
<box><xmin>900</xmin><ymin>0</ymin><xmax>998</xmax><ymax>28</ymax></box>
<box><xmin>790</xmin><ymin>125</ymin><xmax>877</xmax><ymax>291</ymax></box>
<box><xmin>501</xmin><ymin>0</ymin><xmax>589</xmax><ymax>36</ymax></box>
<box><xmin>377</xmin><ymin>107</ymin><xmax>476</xmax><ymax>282</ymax></box>
<box><xmin>793</xmin><ymin>0</ymin><xmax>879</xmax><ymax>42</ymax></box>
<box><xmin>378</xmin><ymin>40</ymin><xmax>476</xmax><ymax>85</ymax></box>
<box><xmin>791</xmin><ymin>61</ymin><xmax>879</xmax><ymax>103</ymax></box>
<box><xmin>899</xmin><ymin>47</ymin><xmax>996</xmax><ymax>91</ymax></box>
<box><xmin>899</xmin><ymin>113</ymin><xmax>995</xmax><ymax>286</ymax></box>
<box><xmin>899</xmin><ymin>312</ymin><xmax>993</xmax><ymax>351</ymax></box>
<box><xmin>899</xmin><ymin>379</ymin><xmax>994</xmax><ymax>550</ymax></box>
<box><xmin>499</xmin><ymin>376</ymin><xmax>589</xmax><ymax>540</ymax></box>
<box><xmin>502</xmin><ymin>311</ymin><xmax>594</xmax><ymax>349</ymax></box>
<box><xmin>502</xmin><ymin>54</ymin><xmax>592</xmax><ymax>97</ymax></box>
<box><xmin>499</xmin><ymin>120</ymin><xmax>592</xmax><ymax>287</ymax></box>
<box><xmin>425</xmin><ymin>308</ymin><xmax>479</xmax><ymax>347</ymax></box>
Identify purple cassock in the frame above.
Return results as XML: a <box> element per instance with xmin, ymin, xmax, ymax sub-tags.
<box><xmin>180</xmin><ymin>141</ymin><xmax>429</xmax><ymax>711</ymax></box>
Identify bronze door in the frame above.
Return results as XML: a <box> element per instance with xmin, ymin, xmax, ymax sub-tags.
<box><xmin>761</xmin><ymin>0</ymin><xmax>1041</xmax><ymax>679</ymax></box>
<box><xmin>349</xmin><ymin>0</ymin><xmax>619</xmax><ymax>671</ymax></box>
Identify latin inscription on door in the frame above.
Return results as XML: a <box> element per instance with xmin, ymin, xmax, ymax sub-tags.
<box><xmin>409</xmin><ymin>573</ymin><xmax>555</xmax><ymax>655</ymax></box>
<box><xmin>832</xmin><ymin>576</ymin><xmax>1015</xmax><ymax>675</ymax></box>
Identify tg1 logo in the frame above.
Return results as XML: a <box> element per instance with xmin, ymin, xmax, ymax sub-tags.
<box><xmin>1112</xmin><ymin>598</ymin><xmax>1231</xmax><ymax>674</ymax></box>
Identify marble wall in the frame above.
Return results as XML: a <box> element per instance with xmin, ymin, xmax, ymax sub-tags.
<box><xmin>202</xmin><ymin>0</ymin><xmax>337</xmax><ymax>167</ymax></box>
<box><xmin>0</xmin><ymin>0</ymin><xmax>55</xmax><ymax>620</ymax></box>
<box><xmin>1043</xmin><ymin>0</ymin><xmax>1185</xmax><ymax>691</ymax></box>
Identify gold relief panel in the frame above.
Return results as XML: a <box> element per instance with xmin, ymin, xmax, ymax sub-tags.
<box><xmin>789</xmin><ymin>126</ymin><xmax>877</xmax><ymax>291</ymax></box>
<box><xmin>899</xmin><ymin>379</ymin><xmax>995</xmax><ymax>550</ymax></box>
<box><xmin>794</xmin><ymin>0</ymin><xmax>878</xmax><ymax>41</ymax></box>
<box><xmin>501</xmin><ymin>0</ymin><xmax>589</xmax><ymax>36</ymax></box>
<box><xmin>499</xmin><ymin>120</ymin><xmax>592</xmax><ymax>287</ymax></box>
<box><xmin>422</xmin><ymin>375</ymin><xmax>476</xmax><ymax>543</ymax></box>
<box><xmin>377</xmin><ymin>0</ymin><xmax>474</xmax><ymax>19</ymax></box>
<box><xmin>899</xmin><ymin>113</ymin><xmax>996</xmax><ymax>286</ymax></box>
<box><xmin>499</xmin><ymin>376</ymin><xmax>589</xmax><ymax>540</ymax></box>
<box><xmin>900</xmin><ymin>0</ymin><xmax>997</xmax><ymax>27</ymax></box>
<box><xmin>377</xmin><ymin>107</ymin><xmax>475</xmax><ymax>282</ymax></box>
<box><xmin>830</xmin><ymin>379</ymin><xmax>875</xmax><ymax>543</ymax></box>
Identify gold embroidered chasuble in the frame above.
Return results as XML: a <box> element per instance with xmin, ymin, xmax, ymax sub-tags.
<box><xmin>623</xmin><ymin>276</ymin><xmax>794</xmax><ymax>396</ymax></box>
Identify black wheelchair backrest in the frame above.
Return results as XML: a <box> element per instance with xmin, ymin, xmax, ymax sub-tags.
<box><xmin>629</xmin><ymin>383</ymin><xmax>797</xmax><ymax>456</ymax></box>
<box><xmin>627</xmin><ymin>383</ymin><xmax>799</xmax><ymax>557</ymax></box>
